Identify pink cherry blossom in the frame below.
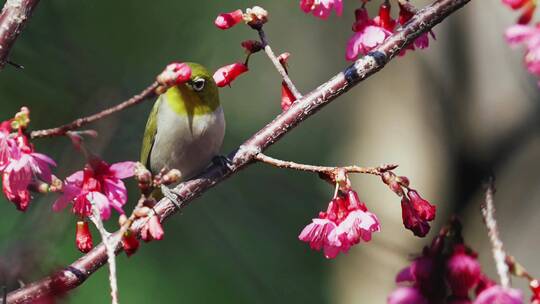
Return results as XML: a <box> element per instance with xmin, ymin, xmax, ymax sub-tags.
<box><xmin>505</xmin><ymin>24</ymin><xmax>540</xmax><ymax>81</ymax></box>
<box><xmin>446</xmin><ymin>245</ymin><xmax>481</xmax><ymax>297</ymax></box>
<box><xmin>346</xmin><ymin>8</ymin><xmax>392</xmax><ymax>61</ymax></box>
<box><xmin>53</xmin><ymin>159</ymin><xmax>135</xmax><ymax>220</ymax></box>
<box><xmin>387</xmin><ymin>286</ymin><xmax>428</xmax><ymax>304</ymax></box>
<box><xmin>0</xmin><ymin>121</ymin><xmax>14</xmax><ymax>171</ymax></box>
<box><xmin>141</xmin><ymin>215</ymin><xmax>165</xmax><ymax>242</ymax></box>
<box><xmin>300</xmin><ymin>0</ymin><xmax>343</xmax><ymax>19</ymax></box>
<box><xmin>474</xmin><ymin>285</ymin><xmax>523</xmax><ymax>304</ymax></box>
<box><xmin>299</xmin><ymin>190</ymin><xmax>380</xmax><ymax>259</ymax></box>
<box><xmin>2</xmin><ymin>141</ymin><xmax>56</xmax><ymax>211</ymax></box>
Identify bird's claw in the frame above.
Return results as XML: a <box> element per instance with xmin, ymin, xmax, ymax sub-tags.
<box><xmin>160</xmin><ymin>185</ymin><xmax>182</xmax><ymax>210</ymax></box>
<box><xmin>212</xmin><ymin>155</ymin><xmax>234</xmax><ymax>171</ymax></box>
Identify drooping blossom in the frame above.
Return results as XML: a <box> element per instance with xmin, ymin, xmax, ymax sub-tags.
<box><xmin>397</xmin><ymin>3</ymin><xmax>436</xmax><ymax>55</ymax></box>
<box><xmin>213</xmin><ymin>62</ymin><xmax>248</xmax><ymax>87</ymax></box>
<box><xmin>53</xmin><ymin>158</ymin><xmax>136</xmax><ymax>220</ymax></box>
<box><xmin>346</xmin><ymin>7</ymin><xmax>393</xmax><ymax>61</ymax></box>
<box><xmin>387</xmin><ymin>286</ymin><xmax>428</xmax><ymax>304</ymax></box>
<box><xmin>474</xmin><ymin>285</ymin><xmax>523</xmax><ymax>304</ymax></box>
<box><xmin>75</xmin><ymin>220</ymin><xmax>93</xmax><ymax>253</ymax></box>
<box><xmin>277</xmin><ymin>52</ymin><xmax>297</xmax><ymax>111</ymax></box>
<box><xmin>505</xmin><ymin>23</ymin><xmax>540</xmax><ymax>83</ymax></box>
<box><xmin>241</xmin><ymin>40</ymin><xmax>263</xmax><ymax>54</ymax></box>
<box><xmin>299</xmin><ymin>189</ymin><xmax>380</xmax><ymax>259</ymax></box>
<box><xmin>214</xmin><ymin>9</ymin><xmax>244</xmax><ymax>30</ymax></box>
<box><xmin>400</xmin><ymin>189</ymin><xmax>436</xmax><ymax>237</ymax></box>
<box><xmin>141</xmin><ymin>215</ymin><xmax>164</xmax><ymax>242</ymax></box>
<box><xmin>446</xmin><ymin>245</ymin><xmax>481</xmax><ymax>297</ymax></box>
<box><xmin>502</xmin><ymin>0</ymin><xmax>536</xmax><ymax>24</ymax></box>
<box><xmin>2</xmin><ymin>135</ymin><xmax>56</xmax><ymax>211</ymax></box>
<box><xmin>0</xmin><ymin>120</ymin><xmax>14</xmax><ymax>171</ymax></box>
<box><xmin>122</xmin><ymin>229</ymin><xmax>140</xmax><ymax>257</ymax></box>
<box><xmin>300</xmin><ymin>0</ymin><xmax>343</xmax><ymax>19</ymax></box>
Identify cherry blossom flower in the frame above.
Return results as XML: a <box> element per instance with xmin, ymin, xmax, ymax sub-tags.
<box><xmin>474</xmin><ymin>285</ymin><xmax>523</xmax><ymax>304</ymax></box>
<box><xmin>53</xmin><ymin>159</ymin><xmax>136</xmax><ymax>220</ymax></box>
<box><xmin>2</xmin><ymin>136</ymin><xmax>56</xmax><ymax>211</ymax></box>
<box><xmin>213</xmin><ymin>62</ymin><xmax>248</xmax><ymax>87</ymax></box>
<box><xmin>387</xmin><ymin>286</ymin><xmax>428</xmax><ymax>304</ymax></box>
<box><xmin>502</xmin><ymin>0</ymin><xmax>536</xmax><ymax>24</ymax></box>
<box><xmin>400</xmin><ymin>189</ymin><xmax>436</xmax><ymax>237</ymax></box>
<box><xmin>156</xmin><ymin>62</ymin><xmax>192</xmax><ymax>88</ymax></box>
<box><xmin>214</xmin><ymin>9</ymin><xmax>244</xmax><ymax>30</ymax></box>
<box><xmin>346</xmin><ymin>7</ymin><xmax>393</xmax><ymax>61</ymax></box>
<box><xmin>446</xmin><ymin>245</ymin><xmax>481</xmax><ymax>297</ymax></box>
<box><xmin>299</xmin><ymin>190</ymin><xmax>380</xmax><ymax>259</ymax></box>
<box><xmin>300</xmin><ymin>0</ymin><xmax>343</xmax><ymax>19</ymax></box>
<box><xmin>141</xmin><ymin>215</ymin><xmax>164</xmax><ymax>242</ymax></box>
<box><xmin>0</xmin><ymin>120</ymin><xmax>14</xmax><ymax>171</ymax></box>
<box><xmin>75</xmin><ymin>220</ymin><xmax>93</xmax><ymax>253</ymax></box>
<box><xmin>505</xmin><ymin>23</ymin><xmax>540</xmax><ymax>83</ymax></box>
<box><xmin>122</xmin><ymin>229</ymin><xmax>140</xmax><ymax>257</ymax></box>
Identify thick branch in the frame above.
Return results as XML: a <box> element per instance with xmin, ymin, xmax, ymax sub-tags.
<box><xmin>6</xmin><ymin>0</ymin><xmax>471</xmax><ymax>302</ymax></box>
<box><xmin>481</xmin><ymin>180</ymin><xmax>510</xmax><ymax>288</ymax></box>
<box><xmin>0</xmin><ymin>0</ymin><xmax>39</xmax><ymax>69</ymax></box>
<box><xmin>30</xmin><ymin>82</ymin><xmax>159</xmax><ymax>139</ymax></box>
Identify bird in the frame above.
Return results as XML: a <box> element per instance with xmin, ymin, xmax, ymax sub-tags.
<box><xmin>140</xmin><ymin>62</ymin><xmax>225</xmax><ymax>192</ymax></box>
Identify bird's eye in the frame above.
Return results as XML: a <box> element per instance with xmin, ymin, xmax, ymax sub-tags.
<box><xmin>192</xmin><ymin>78</ymin><xmax>205</xmax><ymax>91</ymax></box>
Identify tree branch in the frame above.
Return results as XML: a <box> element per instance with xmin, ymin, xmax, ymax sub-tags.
<box><xmin>254</xmin><ymin>153</ymin><xmax>397</xmax><ymax>177</ymax></box>
<box><xmin>481</xmin><ymin>179</ymin><xmax>510</xmax><ymax>288</ymax></box>
<box><xmin>0</xmin><ymin>0</ymin><xmax>40</xmax><ymax>70</ymax></box>
<box><xmin>6</xmin><ymin>0</ymin><xmax>471</xmax><ymax>302</ymax></box>
<box><xmin>29</xmin><ymin>82</ymin><xmax>159</xmax><ymax>139</ymax></box>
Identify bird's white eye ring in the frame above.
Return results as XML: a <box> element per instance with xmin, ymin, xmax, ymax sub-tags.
<box><xmin>192</xmin><ymin>78</ymin><xmax>205</xmax><ymax>91</ymax></box>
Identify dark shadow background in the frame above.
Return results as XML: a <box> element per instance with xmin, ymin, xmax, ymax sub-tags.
<box><xmin>0</xmin><ymin>0</ymin><xmax>539</xmax><ymax>303</ymax></box>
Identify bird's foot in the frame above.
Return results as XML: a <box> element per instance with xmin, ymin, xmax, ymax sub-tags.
<box><xmin>160</xmin><ymin>185</ymin><xmax>183</xmax><ymax>210</ymax></box>
<box><xmin>212</xmin><ymin>155</ymin><xmax>234</xmax><ymax>171</ymax></box>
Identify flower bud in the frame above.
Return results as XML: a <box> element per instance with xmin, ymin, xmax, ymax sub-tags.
<box><xmin>141</xmin><ymin>215</ymin><xmax>165</xmax><ymax>242</ymax></box>
<box><xmin>214</xmin><ymin>9</ymin><xmax>244</xmax><ymax>30</ymax></box>
<box><xmin>75</xmin><ymin>221</ymin><xmax>93</xmax><ymax>253</ymax></box>
<box><xmin>134</xmin><ymin>206</ymin><xmax>151</xmax><ymax>218</ymax></box>
<box><xmin>122</xmin><ymin>229</ymin><xmax>140</xmax><ymax>257</ymax></box>
<box><xmin>446</xmin><ymin>245</ymin><xmax>481</xmax><ymax>297</ymax></box>
<box><xmin>11</xmin><ymin>107</ymin><xmax>30</xmax><ymax>130</ymax></box>
<box><xmin>241</xmin><ymin>40</ymin><xmax>263</xmax><ymax>54</ymax></box>
<box><xmin>162</xmin><ymin>169</ymin><xmax>181</xmax><ymax>185</ymax></box>
<box><xmin>156</xmin><ymin>62</ymin><xmax>192</xmax><ymax>90</ymax></box>
<box><xmin>213</xmin><ymin>62</ymin><xmax>248</xmax><ymax>87</ymax></box>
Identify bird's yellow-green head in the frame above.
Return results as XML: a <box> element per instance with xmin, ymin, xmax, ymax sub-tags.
<box><xmin>164</xmin><ymin>62</ymin><xmax>220</xmax><ymax>116</ymax></box>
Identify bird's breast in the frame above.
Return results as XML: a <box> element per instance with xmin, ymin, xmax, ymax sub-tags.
<box><xmin>150</xmin><ymin>102</ymin><xmax>225</xmax><ymax>179</ymax></box>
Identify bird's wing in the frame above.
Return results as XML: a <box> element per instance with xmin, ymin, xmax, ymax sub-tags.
<box><xmin>140</xmin><ymin>97</ymin><xmax>162</xmax><ymax>169</ymax></box>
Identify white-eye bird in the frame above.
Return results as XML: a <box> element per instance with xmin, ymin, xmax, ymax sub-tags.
<box><xmin>140</xmin><ymin>62</ymin><xmax>225</xmax><ymax>183</ymax></box>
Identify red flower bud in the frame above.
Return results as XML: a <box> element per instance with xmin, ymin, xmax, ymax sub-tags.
<box><xmin>156</xmin><ymin>62</ymin><xmax>192</xmax><ymax>89</ymax></box>
<box><xmin>281</xmin><ymin>82</ymin><xmax>296</xmax><ymax>111</ymax></box>
<box><xmin>141</xmin><ymin>215</ymin><xmax>165</xmax><ymax>242</ymax></box>
<box><xmin>122</xmin><ymin>230</ymin><xmax>140</xmax><ymax>257</ymax></box>
<box><xmin>446</xmin><ymin>245</ymin><xmax>481</xmax><ymax>297</ymax></box>
<box><xmin>241</xmin><ymin>40</ymin><xmax>263</xmax><ymax>54</ymax></box>
<box><xmin>213</xmin><ymin>62</ymin><xmax>248</xmax><ymax>87</ymax></box>
<box><xmin>75</xmin><ymin>221</ymin><xmax>93</xmax><ymax>253</ymax></box>
<box><xmin>407</xmin><ymin>190</ymin><xmax>436</xmax><ymax>221</ymax></box>
<box><xmin>401</xmin><ymin>197</ymin><xmax>431</xmax><ymax>237</ymax></box>
<box><xmin>517</xmin><ymin>3</ymin><xmax>535</xmax><ymax>24</ymax></box>
<box><xmin>214</xmin><ymin>9</ymin><xmax>244</xmax><ymax>30</ymax></box>
<box><xmin>377</xmin><ymin>3</ymin><xmax>395</xmax><ymax>31</ymax></box>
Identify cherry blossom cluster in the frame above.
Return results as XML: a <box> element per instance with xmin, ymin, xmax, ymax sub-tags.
<box><xmin>299</xmin><ymin>169</ymin><xmax>436</xmax><ymax>259</ymax></box>
<box><xmin>502</xmin><ymin>0</ymin><xmax>540</xmax><ymax>84</ymax></box>
<box><xmin>298</xmin><ymin>0</ymin><xmax>435</xmax><ymax>61</ymax></box>
<box><xmin>0</xmin><ymin>107</ymin><xmax>56</xmax><ymax>211</ymax></box>
<box><xmin>388</xmin><ymin>219</ymin><xmax>522</xmax><ymax>304</ymax></box>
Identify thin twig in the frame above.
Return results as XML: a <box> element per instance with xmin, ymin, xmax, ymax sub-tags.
<box><xmin>30</xmin><ymin>82</ymin><xmax>159</xmax><ymax>139</ymax></box>
<box><xmin>0</xmin><ymin>0</ymin><xmax>40</xmax><ymax>70</ymax></box>
<box><xmin>6</xmin><ymin>0</ymin><xmax>471</xmax><ymax>302</ymax></box>
<box><xmin>255</xmin><ymin>153</ymin><xmax>397</xmax><ymax>176</ymax></box>
<box><xmin>257</xmin><ymin>28</ymin><xmax>302</xmax><ymax>100</ymax></box>
<box><xmin>89</xmin><ymin>202</ymin><xmax>118</xmax><ymax>304</ymax></box>
<box><xmin>481</xmin><ymin>179</ymin><xmax>510</xmax><ymax>288</ymax></box>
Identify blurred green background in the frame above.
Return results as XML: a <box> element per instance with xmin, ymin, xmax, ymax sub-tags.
<box><xmin>1</xmin><ymin>0</ymin><xmax>540</xmax><ymax>303</ymax></box>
